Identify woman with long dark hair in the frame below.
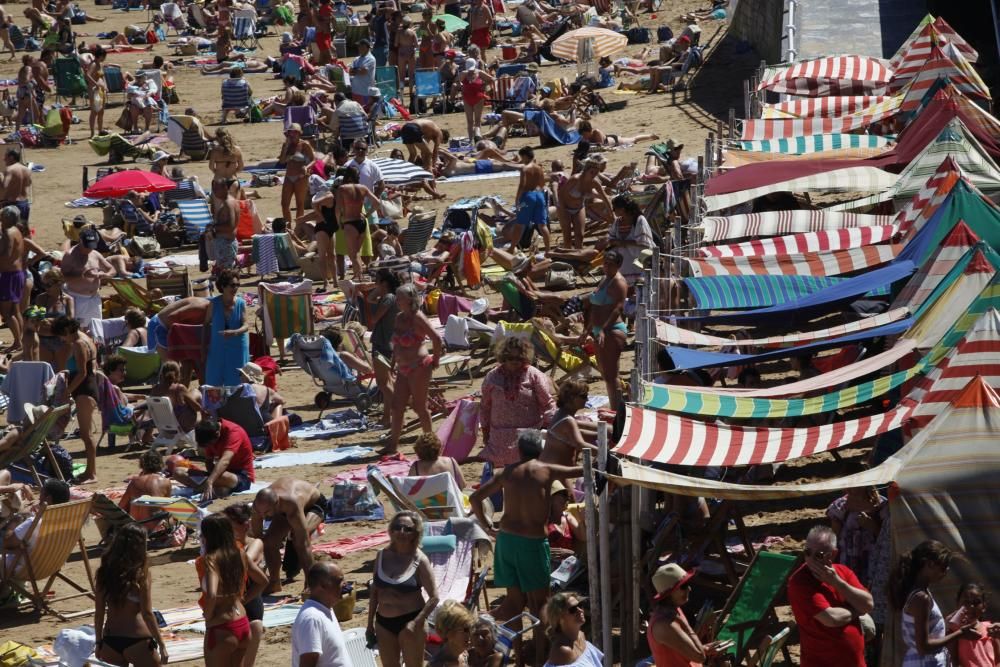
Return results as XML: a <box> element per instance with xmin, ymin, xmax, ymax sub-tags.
<box><xmin>94</xmin><ymin>524</ymin><xmax>168</xmax><ymax>666</ymax></box>
<box><xmin>582</xmin><ymin>249</ymin><xmax>628</xmax><ymax>410</ymax></box>
<box><xmin>223</xmin><ymin>503</ymin><xmax>266</xmax><ymax>667</ymax></box>
<box><xmin>367</xmin><ymin>268</ymin><xmax>401</xmax><ymax>429</ymax></box>
<box><xmin>52</xmin><ymin>315</ymin><xmax>100</xmax><ymax>484</ymax></box>
<box><xmin>601</xmin><ymin>193</ymin><xmax>656</xmax><ymax>285</ymax></box>
<box><xmin>199</xmin><ymin>513</ymin><xmax>267</xmax><ymax>666</ymax></box>
<box><xmin>889</xmin><ymin>540</ymin><xmax>978</xmax><ymax>666</ymax></box>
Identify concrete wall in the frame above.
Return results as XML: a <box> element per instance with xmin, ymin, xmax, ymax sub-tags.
<box><xmin>728</xmin><ymin>0</ymin><xmax>786</xmax><ymax>64</ymax></box>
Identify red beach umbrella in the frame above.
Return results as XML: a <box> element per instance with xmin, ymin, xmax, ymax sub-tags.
<box><xmin>84</xmin><ymin>169</ymin><xmax>177</xmax><ymax>198</ymax></box>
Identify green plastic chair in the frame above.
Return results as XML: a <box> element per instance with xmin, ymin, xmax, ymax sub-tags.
<box><xmin>713</xmin><ymin>550</ymin><xmax>798</xmax><ymax>665</ymax></box>
<box><xmin>54</xmin><ymin>57</ymin><xmax>87</xmax><ymax>105</ymax></box>
<box><xmin>117</xmin><ymin>346</ymin><xmax>162</xmax><ymax>384</ymax></box>
<box><xmin>2</xmin><ymin>405</ymin><xmax>72</xmax><ymax>484</ymax></box>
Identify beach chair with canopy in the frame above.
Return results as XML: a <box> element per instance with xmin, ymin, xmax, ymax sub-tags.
<box><xmin>0</xmin><ymin>498</ymin><xmax>95</xmax><ymax>620</ymax></box>
<box><xmin>703</xmin><ymin>550</ymin><xmax>799</xmax><ymax>665</ymax></box>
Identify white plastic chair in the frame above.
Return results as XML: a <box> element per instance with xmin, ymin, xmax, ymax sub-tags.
<box><xmin>147</xmin><ymin>396</ymin><xmax>196</xmax><ymax>455</ymax></box>
<box><xmin>342</xmin><ymin>627</ymin><xmax>378</xmax><ymax>666</ymax></box>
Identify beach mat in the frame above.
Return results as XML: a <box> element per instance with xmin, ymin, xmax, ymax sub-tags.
<box><xmin>175</xmin><ymin>603</ymin><xmax>303</xmax><ymax>632</ymax></box>
<box><xmin>288</xmin><ymin>409</ymin><xmax>369</xmax><ymax>441</ymax></box>
<box><xmin>312</xmin><ymin>530</ymin><xmax>390</xmax><ymax>558</ymax></box>
<box><xmin>440</xmin><ymin>170</ymin><xmax>521</xmax><ymax>184</ymax></box>
<box><xmin>255</xmin><ymin>444</ymin><xmax>374</xmax><ymax>469</ymax></box>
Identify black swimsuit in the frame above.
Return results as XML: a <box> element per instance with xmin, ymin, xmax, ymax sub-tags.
<box><xmin>344</xmin><ymin>218</ymin><xmax>367</xmax><ymax>234</ymax></box>
<box><xmin>315</xmin><ymin>204</ymin><xmax>338</xmax><ymax>236</ymax></box>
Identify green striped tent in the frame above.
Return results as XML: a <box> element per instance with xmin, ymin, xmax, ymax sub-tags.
<box><xmin>739</xmin><ymin>133</ymin><xmax>895</xmax><ymax>155</ymax></box>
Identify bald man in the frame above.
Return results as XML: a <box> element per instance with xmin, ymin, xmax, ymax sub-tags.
<box><xmin>251</xmin><ymin>477</ymin><xmax>327</xmax><ymax>593</ymax></box>
<box><xmin>292</xmin><ymin>561</ymin><xmax>350</xmax><ymax>667</ymax></box>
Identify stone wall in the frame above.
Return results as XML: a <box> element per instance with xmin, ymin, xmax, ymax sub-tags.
<box><xmin>728</xmin><ymin>0</ymin><xmax>787</xmax><ymax>64</ymax></box>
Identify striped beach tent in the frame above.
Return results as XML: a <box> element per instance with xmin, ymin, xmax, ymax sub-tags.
<box><xmin>698</xmin><ymin>225</ymin><xmax>900</xmax><ymax>258</ymax></box>
<box><xmin>896</xmin><ymin>43</ymin><xmax>991</xmax><ymax>114</ymax></box>
<box><xmin>831</xmin><ymin>118</ymin><xmax>1000</xmax><ymax>211</ymax></box>
<box><xmin>609</xmin><ymin>375</ymin><xmax>1000</xmax><ymax>504</ymax></box>
<box><xmin>371</xmin><ymin>158</ymin><xmax>434</xmax><ymax>186</ymax></box>
<box><xmin>890</xmin><ymin>156</ymin><xmax>964</xmax><ymax>234</ymax></box>
<box><xmin>723</xmin><ymin>144</ymin><xmax>891</xmax><ymax>167</ymax></box>
<box><xmin>737</xmin><ymin>134</ymin><xmax>894</xmax><ymax>155</ymax></box>
<box><xmin>762</xmin><ymin>95</ymin><xmax>891</xmax><ymax>119</ymax></box>
<box><xmin>739</xmin><ymin>95</ymin><xmax>903</xmax><ymax>141</ymax></box>
<box><xmin>890</xmin><ymin>24</ymin><xmax>966</xmax><ymax>90</ymax></box>
<box><xmin>757</xmin><ymin>55</ymin><xmax>892</xmax><ymax>96</ymax></box>
<box><xmin>682</xmin><ymin>274</ymin><xmax>845</xmax><ymax>309</ymax></box>
<box><xmin>654</xmin><ymin>306</ymin><xmax>911</xmax><ymax>347</ymax></box>
<box><xmin>697</xmin><ymin>211</ymin><xmax>894</xmax><ymax>243</ymax></box>
<box><xmin>890</xmin><ymin>15</ymin><xmax>979</xmax><ymax>70</ymax></box>
<box><xmin>687</xmin><ymin>243</ymin><xmax>900</xmax><ymax>278</ymax></box>
<box><xmin>892</xmin><ymin>223</ymin><xmax>981</xmax><ymax>311</ymax></box>
<box><xmin>702</xmin><ymin>166</ymin><xmax>898</xmax><ymax>213</ymax></box>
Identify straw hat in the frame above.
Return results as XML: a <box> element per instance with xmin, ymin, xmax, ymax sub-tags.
<box><xmin>652</xmin><ymin>563</ymin><xmax>696</xmax><ymax>601</ymax></box>
<box><xmin>238</xmin><ymin>362</ymin><xmax>265</xmax><ymax>384</ymax></box>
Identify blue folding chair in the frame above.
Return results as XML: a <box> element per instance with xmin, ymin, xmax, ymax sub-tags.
<box><xmin>375</xmin><ymin>65</ymin><xmax>399</xmax><ymax>101</ymax></box>
<box><xmin>176</xmin><ymin>199</ymin><xmax>213</xmax><ymax>243</ymax></box>
<box><xmin>414</xmin><ymin>69</ymin><xmax>444</xmax><ymax>113</ymax></box>
<box><xmin>281</xmin><ymin>57</ymin><xmax>304</xmax><ymax>85</ymax></box>
<box><xmin>232</xmin><ymin>15</ymin><xmax>261</xmax><ymax>50</ymax></box>
<box><xmin>103</xmin><ymin>65</ymin><xmax>127</xmax><ymax>106</ymax></box>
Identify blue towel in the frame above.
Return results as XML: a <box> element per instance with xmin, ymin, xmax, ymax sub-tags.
<box><xmin>524</xmin><ymin>109</ymin><xmax>580</xmax><ymax>146</ymax></box>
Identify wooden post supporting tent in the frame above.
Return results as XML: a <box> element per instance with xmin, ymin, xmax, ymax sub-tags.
<box><xmin>705</xmin><ymin>134</ymin><xmax>714</xmax><ymax>174</ymax></box>
<box><xmin>597</xmin><ymin>422</ymin><xmax>612</xmax><ymax>667</ymax></box>
<box><xmin>716</xmin><ymin>119</ymin><xmax>725</xmax><ymax>166</ymax></box>
<box><xmin>728</xmin><ymin>108</ymin><xmax>736</xmax><ymax>142</ymax></box>
<box><xmin>743</xmin><ymin>80</ymin><xmax>750</xmax><ymax>121</ymax></box>
<box><xmin>583</xmin><ymin>449</ymin><xmax>601</xmax><ymax>652</ymax></box>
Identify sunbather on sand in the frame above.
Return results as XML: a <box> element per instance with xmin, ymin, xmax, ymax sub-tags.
<box><xmin>201</xmin><ymin>56</ymin><xmax>270</xmax><ymax>75</ymax></box>
<box><xmin>436</xmin><ymin>148</ymin><xmax>523</xmax><ymax>178</ymax></box>
<box><xmin>577</xmin><ymin>120</ymin><xmax>657</xmax><ymax>147</ymax></box>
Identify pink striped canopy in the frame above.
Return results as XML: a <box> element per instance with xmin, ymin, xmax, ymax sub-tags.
<box><xmin>699</xmin><ymin>211</ymin><xmax>893</xmax><ymax>243</ymax></box>
<box><xmin>892</xmin><ymin>222</ymin><xmax>980</xmax><ymax>310</ymax></box>
<box><xmin>764</xmin><ymin>95</ymin><xmax>891</xmax><ymax>119</ymax></box>
<box><xmin>698</xmin><ymin>225</ymin><xmax>899</xmax><ymax>258</ymax></box>
<box><xmin>687</xmin><ymin>244</ymin><xmax>900</xmax><ymax>278</ymax></box>
<box><xmin>897</xmin><ymin>44</ymin><xmax>991</xmax><ymax>113</ymax></box>
<box><xmin>740</xmin><ymin>96</ymin><xmax>901</xmax><ymax>141</ymax></box>
<box><xmin>757</xmin><ymin>56</ymin><xmax>892</xmax><ymax>96</ymax></box>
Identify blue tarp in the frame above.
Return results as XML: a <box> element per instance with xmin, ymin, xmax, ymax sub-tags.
<box><xmin>664</xmin><ymin>317</ymin><xmax>912</xmax><ymax>371</ymax></box>
<box><xmin>678</xmin><ymin>260</ymin><xmax>917</xmax><ymax>325</ymax></box>
<box><xmin>524</xmin><ymin>109</ymin><xmax>580</xmax><ymax>146</ymax></box>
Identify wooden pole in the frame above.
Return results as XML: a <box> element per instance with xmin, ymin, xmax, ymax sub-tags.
<box><xmin>597</xmin><ymin>422</ymin><xmax>613</xmax><ymax>667</ymax></box>
<box><xmin>728</xmin><ymin>108</ymin><xmax>736</xmax><ymax>140</ymax></box>
<box><xmin>583</xmin><ymin>449</ymin><xmax>601</xmax><ymax>649</ymax></box>
<box><xmin>743</xmin><ymin>79</ymin><xmax>750</xmax><ymax>120</ymax></box>
<box><xmin>704</xmin><ymin>134</ymin><xmax>714</xmax><ymax>174</ymax></box>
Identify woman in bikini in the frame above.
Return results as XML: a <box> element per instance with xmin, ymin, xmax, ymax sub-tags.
<box><xmin>367</xmin><ymin>510</ymin><xmax>439</xmax><ymax>667</ymax></box>
<box><xmin>208</xmin><ymin>128</ymin><xmax>245</xmax><ymax>198</ymax></box>
<box><xmin>459</xmin><ymin>60</ymin><xmax>494</xmax><ymax>142</ymax></box>
<box><xmin>199</xmin><ymin>513</ymin><xmax>267</xmax><ymax>667</ymax></box>
<box><xmin>430</xmin><ymin>19</ymin><xmax>452</xmax><ymax>68</ymax></box>
<box><xmin>576</xmin><ymin>119</ymin><xmax>658</xmax><ymax>147</ymax></box>
<box><xmin>85</xmin><ymin>47</ymin><xmax>108</xmax><ymax>138</ymax></box>
<box><xmin>557</xmin><ymin>157</ymin><xmax>613</xmax><ymax>250</ymax></box>
<box><xmin>295</xmin><ymin>187</ymin><xmax>338</xmax><ymax>291</ymax></box>
<box><xmin>384</xmin><ymin>283</ymin><xmax>442</xmax><ymax>456</ymax></box>
<box><xmin>540</xmin><ymin>378</ymin><xmax>597</xmax><ymax>472</ymax></box>
<box><xmin>335</xmin><ymin>165</ymin><xmax>383</xmax><ymax>281</ymax></box>
<box><xmin>222</xmin><ymin>504</ymin><xmax>267</xmax><ymax>667</ymax></box>
<box><xmin>278</xmin><ymin>123</ymin><xmax>315</xmax><ymax>224</ymax></box>
<box><xmin>34</xmin><ymin>268</ymin><xmax>73</xmax><ymax>368</ymax></box>
<box><xmin>396</xmin><ymin>17</ymin><xmax>418</xmax><ymax>108</ymax></box>
<box><xmin>582</xmin><ymin>249</ymin><xmax>628</xmax><ymax>410</ymax></box>
<box><xmin>53</xmin><ymin>315</ymin><xmax>100</xmax><ymax>484</ymax></box>
<box><xmin>95</xmin><ymin>524</ymin><xmax>168</xmax><ymax>667</ymax></box>
<box><xmin>408</xmin><ymin>431</ymin><xmax>467</xmax><ymax>490</ymax></box>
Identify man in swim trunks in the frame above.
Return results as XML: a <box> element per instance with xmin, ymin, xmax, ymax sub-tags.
<box><xmin>468</xmin><ymin>0</ymin><xmax>493</xmax><ymax>51</ymax></box>
<box><xmin>471</xmin><ymin>429</ymin><xmax>581</xmax><ymax>665</ymax></box>
<box><xmin>399</xmin><ymin>118</ymin><xmax>450</xmax><ymax>170</ymax></box>
<box><xmin>251</xmin><ymin>476</ymin><xmax>328</xmax><ymax>593</ymax></box>
<box><xmin>61</xmin><ymin>226</ymin><xmax>116</xmax><ymax>330</ymax></box>
<box><xmin>507</xmin><ymin>145</ymin><xmax>551</xmax><ymax>252</ymax></box>
<box><xmin>1</xmin><ymin>148</ymin><xmax>31</xmax><ymax>224</ymax></box>
<box><xmin>0</xmin><ymin>206</ymin><xmax>24</xmax><ymax>352</ymax></box>
<box><xmin>147</xmin><ymin>295</ymin><xmax>211</xmax><ymax>355</ymax></box>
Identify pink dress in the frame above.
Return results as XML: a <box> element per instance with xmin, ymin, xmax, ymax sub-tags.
<box><xmin>480</xmin><ymin>364</ymin><xmax>555</xmax><ymax>465</ymax></box>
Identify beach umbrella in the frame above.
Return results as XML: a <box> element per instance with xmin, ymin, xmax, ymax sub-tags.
<box><xmin>550</xmin><ymin>27</ymin><xmax>627</xmax><ymax>62</ymax></box>
<box><xmin>84</xmin><ymin>169</ymin><xmax>177</xmax><ymax>198</ymax></box>
<box><xmin>372</xmin><ymin>158</ymin><xmax>434</xmax><ymax>186</ymax></box>
<box><xmin>436</xmin><ymin>13</ymin><xmax>468</xmax><ymax>32</ymax></box>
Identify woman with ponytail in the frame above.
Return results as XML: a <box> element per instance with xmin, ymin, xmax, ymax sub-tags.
<box><xmin>890</xmin><ymin>540</ymin><xmax>978</xmax><ymax>665</ymax></box>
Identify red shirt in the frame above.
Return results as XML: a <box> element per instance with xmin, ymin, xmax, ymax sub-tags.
<box><xmin>203</xmin><ymin>419</ymin><xmax>255</xmax><ymax>482</ymax></box>
<box><xmin>787</xmin><ymin>563</ymin><xmax>866</xmax><ymax>667</ymax></box>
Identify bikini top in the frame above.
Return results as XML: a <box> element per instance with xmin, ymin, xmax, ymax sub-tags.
<box><xmin>374</xmin><ymin>551</ymin><xmax>421</xmax><ymax>593</ymax></box>
<box><xmin>546</xmin><ymin>413</ymin><xmax>577</xmax><ymax>448</ymax></box>
<box><xmin>590</xmin><ymin>278</ymin><xmax>614</xmax><ymax>306</ymax></box>
<box><xmin>391</xmin><ymin>317</ymin><xmax>424</xmax><ymax>348</ymax></box>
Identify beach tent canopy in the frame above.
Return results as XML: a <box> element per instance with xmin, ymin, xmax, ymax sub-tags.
<box><xmin>687</xmin><ymin>242</ymin><xmax>900</xmax><ymax>278</ymax></box>
<box><xmin>697</xmin><ymin>211</ymin><xmax>894</xmax><ymax>244</ymax></box>
<box><xmin>698</xmin><ymin>225</ymin><xmax>900</xmax><ymax>259</ymax></box>
<box><xmin>738</xmin><ymin>134</ymin><xmax>895</xmax><ymax>155</ymax></box>
<box><xmin>895</xmin><ymin>43</ymin><xmax>991</xmax><ymax>112</ymax></box>
<box><xmin>739</xmin><ymin>96</ymin><xmax>901</xmax><ymax>141</ymax></box>
<box><xmin>703</xmin><ymin>167</ymin><xmax>898</xmax><ymax>212</ymax></box>
<box><xmin>756</xmin><ymin>55</ymin><xmax>892</xmax><ymax>96</ymax></box>
<box><xmin>889</xmin><ymin>15</ymin><xmax>978</xmax><ymax>69</ymax></box>
<box><xmin>761</xmin><ymin>95</ymin><xmax>891</xmax><ymax>119</ymax></box>
<box><xmin>371</xmin><ymin>158</ymin><xmax>434</xmax><ymax>185</ymax></box>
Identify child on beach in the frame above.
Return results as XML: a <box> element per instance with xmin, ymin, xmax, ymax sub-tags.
<box><xmin>947</xmin><ymin>583</ymin><xmax>1000</xmax><ymax>666</ymax></box>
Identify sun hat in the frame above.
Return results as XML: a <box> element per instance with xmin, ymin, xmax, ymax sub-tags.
<box><xmin>652</xmin><ymin>563</ymin><xmax>697</xmax><ymax>601</ymax></box>
<box><xmin>286</xmin><ymin>122</ymin><xmax>303</xmax><ymax>134</ymax></box>
<box><xmin>465</xmin><ymin>59</ymin><xmax>477</xmax><ymax>71</ymax></box>
<box><xmin>470</xmin><ymin>297</ymin><xmax>489</xmax><ymax>316</ymax></box>
<box><xmin>550</xmin><ymin>479</ymin><xmax>569</xmax><ymax>496</ymax></box>
<box><xmin>238</xmin><ymin>362</ymin><xmax>265</xmax><ymax>384</ymax></box>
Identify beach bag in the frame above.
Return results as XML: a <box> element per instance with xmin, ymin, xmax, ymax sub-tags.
<box><xmin>463</xmin><ymin>247</ymin><xmax>481</xmax><ymax>287</ymax></box>
<box><xmin>425</xmin><ymin>288</ymin><xmax>441</xmax><ymax>315</ymax></box>
<box><xmin>131</xmin><ymin>236</ymin><xmax>160</xmax><ymax>257</ymax></box>
<box><xmin>115</xmin><ymin>104</ymin><xmax>132</xmax><ymax>131</ymax></box>
<box><xmin>545</xmin><ymin>262</ymin><xmax>576</xmax><ymax>289</ymax></box>
<box><xmin>437</xmin><ymin>398</ymin><xmax>479</xmax><ymax>461</ymax></box>
<box><xmin>327</xmin><ymin>479</ymin><xmax>383</xmax><ymax>521</ymax></box>
<box><xmin>30</xmin><ymin>443</ymin><xmax>73</xmax><ymax>482</ymax></box>
<box><xmin>162</xmin><ymin>84</ymin><xmax>179</xmax><ymax>105</ymax></box>
<box><xmin>0</xmin><ymin>641</ymin><xmax>37</xmax><ymax>667</ymax></box>
<box><xmin>626</xmin><ymin>27</ymin><xmax>650</xmax><ymax>44</ymax></box>
<box><xmin>249</xmin><ymin>102</ymin><xmax>264</xmax><ymax>123</ymax></box>
<box><xmin>657</xmin><ymin>25</ymin><xmax>674</xmax><ymax>42</ymax></box>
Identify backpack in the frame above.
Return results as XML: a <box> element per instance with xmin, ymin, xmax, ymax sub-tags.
<box><xmin>249</xmin><ymin>102</ymin><xmax>264</xmax><ymax>123</ymax></box>
<box><xmin>657</xmin><ymin>25</ymin><xmax>674</xmax><ymax>42</ymax></box>
<box><xmin>31</xmin><ymin>443</ymin><xmax>73</xmax><ymax>480</ymax></box>
<box><xmin>626</xmin><ymin>27</ymin><xmax>650</xmax><ymax>44</ymax></box>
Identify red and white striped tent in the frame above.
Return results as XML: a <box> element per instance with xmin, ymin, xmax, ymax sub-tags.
<box><xmin>697</xmin><ymin>211</ymin><xmax>894</xmax><ymax>243</ymax></box>
<box><xmin>740</xmin><ymin>95</ymin><xmax>902</xmax><ymax>141</ymax></box>
<box><xmin>890</xmin><ymin>15</ymin><xmax>978</xmax><ymax>70</ymax></box>
<box><xmin>890</xmin><ymin>23</ymin><xmax>966</xmax><ymax>90</ymax></box>
<box><xmin>891</xmin><ymin>222</ymin><xmax>981</xmax><ymax>312</ymax></box>
<box><xmin>757</xmin><ymin>55</ymin><xmax>892</xmax><ymax>96</ymax></box>
<box><xmin>762</xmin><ymin>95</ymin><xmax>891</xmax><ymax>119</ymax></box>
<box><xmin>897</xmin><ymin>43</ymin><xmax>991</xmax><ymax>113</ymax></box>
<box><xmin>686</xmin><ymin>243</ymin><xmax>900</xmax><ymax>278</ymax></box>
<box><xmin>698</xmin><ymin>225</ymin><xmax>900</xmax><ymax>258</ymax></box>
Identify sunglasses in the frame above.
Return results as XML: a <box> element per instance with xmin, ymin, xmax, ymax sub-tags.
<box><xmin>391</xmin><ymin>524</ymin><xmax>417</xmax><ymax>534</ymax></box>
<box><xmin>566</xmin><ymin>601</ymin><xmax>584</xmax><ymax>614</ymax></box>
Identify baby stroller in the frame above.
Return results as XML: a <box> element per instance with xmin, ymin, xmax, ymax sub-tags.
<box><xmin>288</xmin><ymin>333</ymin><xmax>375</xmax><ymax>412</ymax></box>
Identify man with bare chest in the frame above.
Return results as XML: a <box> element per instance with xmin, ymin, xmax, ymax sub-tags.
<box><xmin>506</xmin><ymin>146</ymin><xmax>550</xmax><ymax>251</ymax></box>
<box><xmin>0</xmin><ymin>206</ymin><xmax>24</xmax><ymax>351</ymax></box>
<box><xmin>147</xmin><ymin>296</ymin><xmax>211</xmax><ymax>354</ymax></box>
<box><xmin>60</xmin><ymin>227</ymin><xmax>115</xmax><ymax>329</ymax></box>
<box><xmin>251</xmin><ymin>477</ymin><xmax>328</xmax><ymax>592</ymax></box>
<box><xmin>1</xmin><ymin>149</ymin><xmax>31</xmax><ymax>223</ymax></box>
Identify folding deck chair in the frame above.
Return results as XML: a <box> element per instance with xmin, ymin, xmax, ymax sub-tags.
<box><xmin>704</xmin><ymin>550</ymin><xmax>799</xmax><ymax>666</ymax></box>
<box><xmin>425</xmin><ymin>517</ymin><xmax>491</xmax><ymax>610</ymax></box>
<box><xmin>132</xmin><ymin>495</ymin><xmax>203</xmax><ymax>533</ymax></box>
<box><xmin>231</xmin><ymin>15</ymin><xmax>262</xmax><ymax>50</ymax></box>
<box><xmin>400</xmin><ymin>210</ymin><xmax>437</xmax><ymax>255</ymax></box>
<box><xmin>284</xmin><ymin>104</ymin><xmax>319</xmax><ymax>139</ymax></box>
<box><xmin>117</xmin><ymin>346</ymin><xmax>162</xmax><ymax>384</ymax></box>
<box><xmin>375</xmin><ymin>65</ymin><xmax>399</xmax><ymax>102</ymax></box>
<box><xmin>90</xmin><ymin>492</ymin><xmax>170</xmax><ymax>546</ymax></box>
<box><xmin>146</xmin><ymin>265</ymin><xmax>192</xmax><ymax>298</ymax></box>
<box><xmin>258</xmin><ymin>281</ymin><xmax>314</xmax><ymax>361</ymax></box>
<box><xmin>414</xmin><ymin>69</ymin><xmax>444</xmax><ymax>113</ymax></box>
<box><xmin>54</xmin><ymin>57</ymin><xmax>86</xmax><ymax>106</ymax></box>
<box><xmin>109</xmin><ymin>278</ymin><xmax>164</xmax><ymax>313</ymax></box>
<box><xmin>159</xmin><ymin>2</ymin><xmax>188</xmax><ymax>35</ymax></box>
<box><xmin>387</xmin><ymin>471</ymin><xmax>468</xmax><ymax>519</ymax></box>
<box><xmin>103</xmin><ymin>65</ymin><xmax>127</xmax><ymax>106</ymax></box>
<box><xmin>342</xmin><ymin>628</ymin><xmax>378</xmax><ymax>667</ymax></box>
<box><xmin>746</xmin><ymin>626</ymin><xmax>791</xmax><ymax>667</ymax></box>
<box><xmin>221</xmin><ymin>76</ymin><xmax>254</xmax><ymax>118</ymax></box>
<box><xmin>0</xmin><ymin>498</ymin><xmax>95</xmax><ymax>620</ymax></box>
<box><xmin>147</xmin><ymin>395</ymin><xmax>197</xmax><ymax>455</ymax></box>
<box><xmin>0</xmin><ymin>405</ymin><xmax>71</xmax><ymax>485</ymax></box>
<box><xmin>176</xmin><ymin>198</ymin><xmax>214</xmax><ymax>243</ymax></box>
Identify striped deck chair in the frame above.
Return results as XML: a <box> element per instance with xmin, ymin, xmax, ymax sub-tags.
<box><xmin>400</xmin><ymin>211</ymin><xmax>437</xmax><ymax>256</ymax></box>
<box><xmin>146</xmin><ymin>266</ymin><xmax>191</xmax><ymax>299</ymax></box>
<box><xmin>221</xmin><ymin>77</ymin><xmax>253</xmax><ymax>114</ymax></box>
<box><xmin>90</xmin><ymin>492</ymin><xmax>170</xmax><ymax>546</ymax></box>
<box><xmin>367</xmin><ymin>466</ymin><xmax>425</xmax><ymax>516</ymax></box>
<box><xmin>0</xmin><ymin>498</ymin><xmax>95</xmax><ymax>620</ymax></box>
<box><xmin>327</xmin><ymin>65</ymin><xmax>348</xmax><ymax>93</ymax></box>
<box><xmin>231</xmin><ymin>15</ymin><xmax>261</xmax><ymax>50</ymax></box>
<box><xmin>0</xmin><ymin>405</ymin><xmax>71</xmax><ymax>485</ymax></box>
<box><xmin>165</xmin><ymin>324</ymin><xmax>206</xmax><ymax>381</ymax></box>
<box><xmin>132</xmin><ymin>495</ymin><xmax>204</xmax><ymax>532</ymax></box>
<box><xmin>109</xmin><ymin>278</ymin><xmax>162</xmax><ymax>313</ymax></box>
<box><xmin>176</xmin><ymin>198</ymin><xmax>213</xmax><ymax>243</ymax></box>
<box><xmin>425</xmin><ymin>518</ymin><xmax>490</xmax><ymax>608</ymax></box>
<box><xmin>388</xmin><ymin>471</ymin><xmax>467</xmax><ymax>519</ymax></box>
<box><xmin>258</xmin><ymin>281</ymin><xmax>314</xmax><ymax>361</ymax></box>
<box><xmin>103</xmin><ymin>65</ymin><xmax>127</xmax><ymax>106</ymax></box>
<box><xmin>747</xmin><ymin>626</ymin><xmax>791</xmax><ymax>667</ymax></box>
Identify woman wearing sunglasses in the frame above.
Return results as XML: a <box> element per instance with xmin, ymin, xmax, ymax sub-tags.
<box><xmin>543</xmin><ymin>592</ymin><xmax>603</xmax><ymax>666</ymax></box>
<box><xmin>647</xmin><ymin>563</ymin><xmax>729</xmax><ymax>665</ymax></box>
<box><xmin>367</xmin><ymin>511</ymin><xmax>439</xmax><ymax>667</ymax></box>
